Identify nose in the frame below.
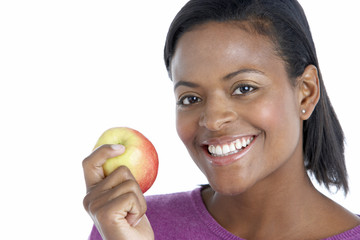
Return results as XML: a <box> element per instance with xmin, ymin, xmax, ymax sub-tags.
<box><xmin>199</xmin><ymin>94</ymin><xmax>238</xmax><ymax>131</ymax></box>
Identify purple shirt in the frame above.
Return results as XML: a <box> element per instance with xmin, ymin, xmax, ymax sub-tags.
<box><xmin>89</xmin><ymin>188</ymin><xmax>360</xmax><ymax>239</ymax></box>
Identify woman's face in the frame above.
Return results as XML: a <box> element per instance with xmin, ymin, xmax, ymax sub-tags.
<box><xmin>172</xmin><ymin>22</ymin><xmax>304</xmax><ymax>195</ymax></box>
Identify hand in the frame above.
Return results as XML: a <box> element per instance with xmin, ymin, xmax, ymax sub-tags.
<box><xmin>82</xmin><ymin>144</ymin><xmax>154</xmax><ymax>240</ymax></box>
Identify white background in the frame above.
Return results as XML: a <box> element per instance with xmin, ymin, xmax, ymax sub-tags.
<box><xmin>0</xmin><ymin>1</ymin><xmax>359</xmax><ymax>239</ymax></box>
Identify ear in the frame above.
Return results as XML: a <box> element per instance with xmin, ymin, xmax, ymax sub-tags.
<box><xmin>297</xmin><ymin>65</ymin><xmax>320</xmax><ymax>120</ymax></box>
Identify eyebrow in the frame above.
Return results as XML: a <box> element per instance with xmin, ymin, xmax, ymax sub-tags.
<box><xmin>173</xmin><ymin>68</ymin><xmax>265</xmax><ymax>90</ymax></box>
<box><xmin>174</xmin><ymin>81</ymin><xmax>200</xmax><ymax>91</ymax></box>
<box><xmin>223</xmin><ymin>68</ymin><xmax>265</xmax><ymax>80</ymax></box>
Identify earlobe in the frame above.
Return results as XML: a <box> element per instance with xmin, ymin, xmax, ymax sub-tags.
<box><xmin>298</xmin><ymin>64</ymin><xmax>320</xmax><ymax>120</ymax></box>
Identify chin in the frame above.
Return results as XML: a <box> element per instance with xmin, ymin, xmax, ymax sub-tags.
<box><xmin>207</xmin><ymin>177</ymin><xmax>254</xmax><ymax>196</ymax></box>
<box><xmin>211</xmin><ymin>186</ymin><xmax>248</xmax><ymax>196</ymax></box>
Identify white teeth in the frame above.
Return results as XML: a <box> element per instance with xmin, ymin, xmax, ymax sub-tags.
<box><xmin>215</xmin><ymin>145</ymin><xmax>222</xmax><ymax>155</ymax></box>
<box><xmin>229</xmin><ymin>143</ymin><xmax>236</xmax><ymax>152</ymax></box>
<box><xmin>222</xmin><ymin>144</ymin><xmax>230</xmax><ymax>154</ymax></box>
<box><xmin>208</xmin><ymin>136</ymin><xmax>254</xmax><ymax>156</ymax></box>
<box><xmin>208</xmin><ymin>145</ymin><xmax>215</xmax><ymax>154</ymax></box>
<box><xmin>242</xmin><ymin>138</ymin><xmax>247</xmax><ymax>148</ymax></box>
<box><xmin>235</xmin><ymin>139</ymin><xmax>242</xmax><ymax>149</ymax></box>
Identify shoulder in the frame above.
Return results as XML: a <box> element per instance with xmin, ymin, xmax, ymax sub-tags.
<box><xmin>324</xmin><ymin>224</ymin><xmax>360</xmax><ymax>240</ymax></box>
<box><xmin>319</xmin><ymin>199</ymin><xmax>360</xmax><ymax>239</ymax></box>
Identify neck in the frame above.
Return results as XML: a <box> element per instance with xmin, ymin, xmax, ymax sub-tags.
<box><xmin>202</xmin><ymin>159</ymin><xmax>323</xmax><ymax>239</ymax></box>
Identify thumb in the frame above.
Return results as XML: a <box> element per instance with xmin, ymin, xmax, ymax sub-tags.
<box><xmin>82</xmin><ymin>144</ymin><xmax>125</xmax><ymax>191</ymax></box>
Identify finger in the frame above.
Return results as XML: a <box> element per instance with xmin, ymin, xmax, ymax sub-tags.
<box><xmin>96</xmin><ymin>191</ymin><xmax>147</xmax><ymax>228</ymax></box>
<box><xmin>96</xmin><ymin>165</ymin><xmax>137</xmax><ymax>193</ymax></box>
<box><xmin>82</xmin><ymin>144</ymin><xmax>125</xmax><ymax>190</ymax></box>
<box><xmin>83</xmin><ymin>166</ymin><xmax>138</xmax><ymax>214</ymax></box>
<box><xmin>84</xmin><ymin>176</ymin><xmax>143</xmax><ymax>215</ymax></box>
<box><xmin>84</xmin><ymin>165</ymin><xmax>137</xmax><ymax>206</ymax></box>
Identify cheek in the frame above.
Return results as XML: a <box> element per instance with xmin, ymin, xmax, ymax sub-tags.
<box><xmin>258</xmin><ymin>101</ymin><xmax>288</xmax><ymax>130</ymax></box>
<box><xmin>253</xmin><ymin>86</ymin><xmax>298</xmax><ymax>124</ymax></box>
<box><xmin>176</xmin><ymin>112</ymin><xmax>196</xmax><ymax>147</ymax></box>
<box><xmin>254</xmin><ymin>91</ymin><xmax>301</xmax><ymax>152</ymax></box>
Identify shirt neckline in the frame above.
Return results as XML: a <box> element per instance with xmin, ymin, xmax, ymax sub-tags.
<box><xmin>190</xmin><ymin>187</ymin><xmax>360</xmax><ymax>240</ymax></box>
<box><xmin>190</xmin><ymin>187</ymin><xmax>245</xmax><ymax>240</ymax></box>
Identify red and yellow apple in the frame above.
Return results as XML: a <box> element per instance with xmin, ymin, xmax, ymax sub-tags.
<box><xmin>94</xmin><ymin>127</ymin><xmax>158</xmax><ymax>193</ymax></box>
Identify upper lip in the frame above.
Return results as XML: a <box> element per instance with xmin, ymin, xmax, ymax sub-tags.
<box><xmin>201</xmin><ymin>134</ymin><xmax>258</xmax><ymax>146</ymax></box>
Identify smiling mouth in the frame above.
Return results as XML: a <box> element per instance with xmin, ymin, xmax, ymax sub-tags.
<box><xmin>207</xmin><ymin>136</ymin><xmax>255</xmax><ymax>157</ymax></box>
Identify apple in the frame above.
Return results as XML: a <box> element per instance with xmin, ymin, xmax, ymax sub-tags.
<box><xmin>94</xmin><ymin>127</ymin><xmax>158</xmax><ymax>193</ymax></box>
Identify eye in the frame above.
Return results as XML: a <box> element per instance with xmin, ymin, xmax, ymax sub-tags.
<box><xmin>232</xmin><ymin>84</ymin><xmax>256</xmax><ymax>95</ymax></box>
<box><xmin>178</xmin><ymin>95</ymin><xmax>202</xmax><ymax>106</ymax></box>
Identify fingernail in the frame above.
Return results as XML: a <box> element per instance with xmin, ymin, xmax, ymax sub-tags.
<box><xmin>111</xmin><ymin>144</ymin><xmax>125</xmax><ymax>151</ymax></box>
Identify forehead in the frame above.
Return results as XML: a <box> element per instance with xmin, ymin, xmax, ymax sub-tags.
<box><xmin>171</xmin><ymin>21</ymin><xmax>282</xmax><ymax>81</ymax></box>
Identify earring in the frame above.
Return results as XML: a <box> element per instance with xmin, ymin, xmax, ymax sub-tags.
<box><xmin>302</xmin><ymin>109</ymin><xmax>306</xmax><ymax>114</ymax></box>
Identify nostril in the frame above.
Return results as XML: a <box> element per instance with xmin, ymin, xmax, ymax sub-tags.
<box><xmin>199</xmin><ymin>112</ymin><xmax>238</xmax><ymax>131</ymax></box>
<box><xmin>198</xmin><ymin>96</ymin><xmax>238</xmax><ymax>131</ymax></box>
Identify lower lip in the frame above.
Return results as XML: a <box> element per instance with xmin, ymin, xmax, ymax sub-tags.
<box><xmin>204</xmin><ymin>136</ymin><xmax>257</xmax><ymax>166</ymax></box>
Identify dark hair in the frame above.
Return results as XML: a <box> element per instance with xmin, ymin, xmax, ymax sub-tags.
<box><xmin>164</xmin><ymin>0</ymin><xmax>348</xmax><ymax>193</ymax></box>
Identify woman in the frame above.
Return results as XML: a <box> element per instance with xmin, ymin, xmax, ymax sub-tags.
<box><xmin>83</xmin><ymin>0</ymin><xmax>360</xmax><ymax>239</ymax></box>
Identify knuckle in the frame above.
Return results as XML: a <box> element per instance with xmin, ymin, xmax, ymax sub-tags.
<box><xmin>125</xmin><ymin>191</ymin><xmax>147</xmax><ymax>215</ymax></box>
<box><xmin>114</xmin><ymin>165</ymin><xmax>135</xmax><ymax>179</ymax></box>
<box><xmin>122</xmin><ymin>191</ymin><xmax>138</xmax><ymax>206</ymax></box>
<box><xmin>122</xmin><ymin>179</ymin><xmax>140</xmax><ymax>191</ymax></box>
<box><xmin>140</xmin><ymin>195</ymin><xmax>147</xmax><ymax>214</ymax></box>
<box><xmin>95</xmin><ymin>206</ymin><xmax>112</xmax><ymax>223</ymax></box>
<box><xmin>83</xmin><ymin>193</ymin><xmax>92</xmax><ymax>212</ymax></box>
<box><xmin>116</xmin><ymin>165</ymin><xmax>130</xmax><ymax>173</ymax></box>
<box><xmin>83</xmin><ymin>191</ymin><xmax>102</xmax><ymax>215</ymax></box>
<box><xmin>88</xmin><ymin>200</ymin><xmax>98</xmax><ymax>216</ymax></box>
<box><xmin>82</xmin><ymin>156</ymin><xmax>91</xmax><ymax>169</ymax></box>
<box><xmin>119</xmin><ymin>180</ymin><xmax>146</xmax><ymax>213</ymax></box>
<box><xmin>82</xmin><ymin>144</ymin><xmax>112</xmax><ymax>168</ymax></box>
<box><xmin>142</xmin><ymin>199</ymin><xmax>148</xmax><ymax>214</ymax></box>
